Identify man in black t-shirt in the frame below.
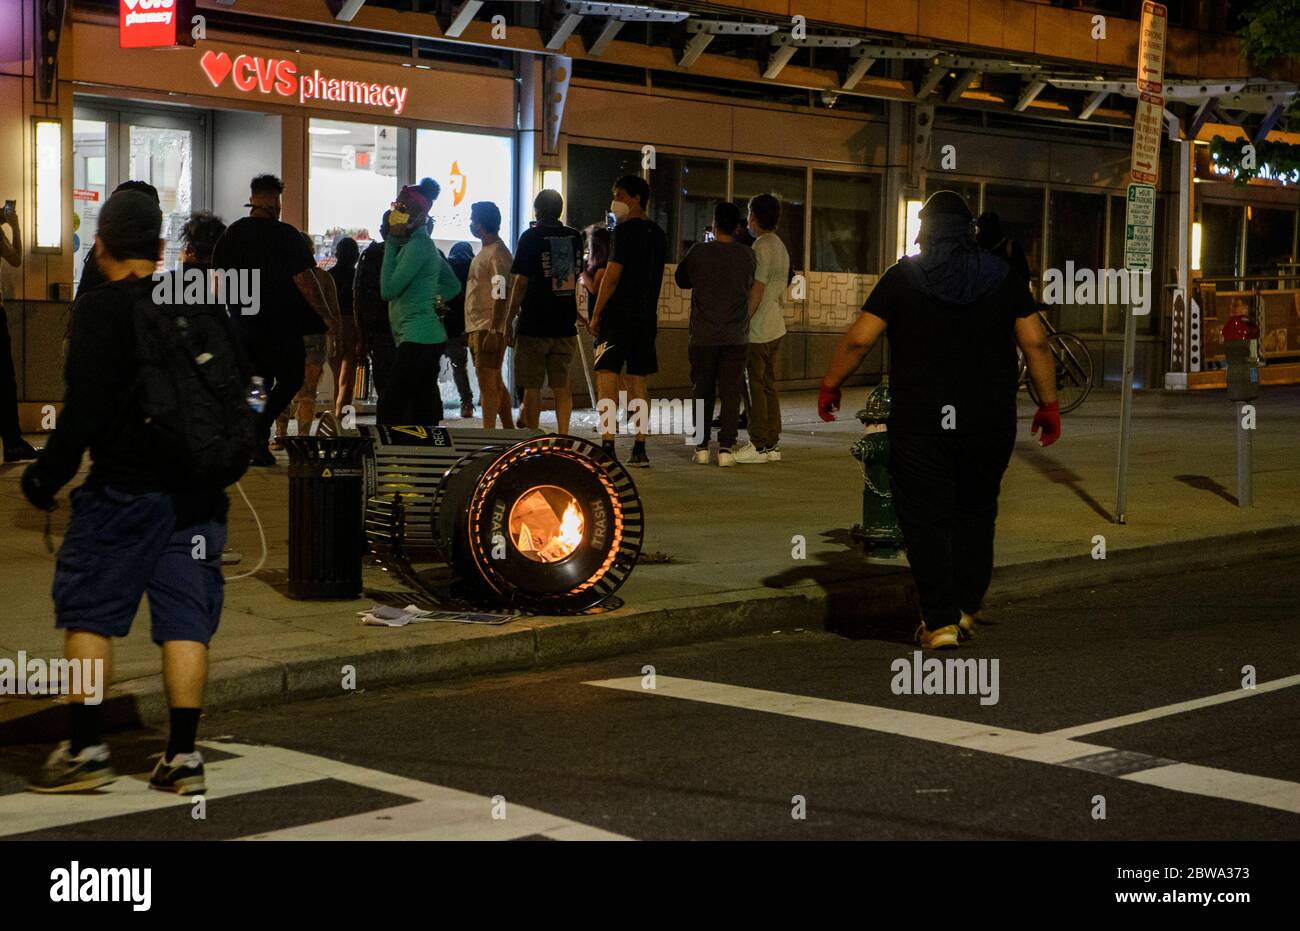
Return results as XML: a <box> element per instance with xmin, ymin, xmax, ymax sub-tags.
<box><xmin>509</xmin><ymin>189</ymin><xmax>583</xmax><ymax>435</ymax></box>
<box><xmin>211</xmin><ymin>174</ymin><xmax>333</xmax><ymax>465</ymax></box>
<box><xmin>817</xmin><ymin>191</ymin><xmax>1062</xmax><ymax>650</ymax></box>
<box><xmin>587</xmin><ymin>175</ymin><xmax>667</xmax><ymax>467</ymax></box>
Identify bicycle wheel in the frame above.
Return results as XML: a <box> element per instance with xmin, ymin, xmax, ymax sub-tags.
<box><xmin>1026</xmin><ymin>332</ymin><xmax>1094</xmax><ymax>413</ymax></box>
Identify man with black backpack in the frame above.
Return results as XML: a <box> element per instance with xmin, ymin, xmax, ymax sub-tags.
<box><xmin>21</xmin><ymin>189</ymin><xmax>256</xmax><ymax>794</ymax></box>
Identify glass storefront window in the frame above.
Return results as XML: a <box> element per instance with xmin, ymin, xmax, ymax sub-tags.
<box><xmin>129</xmin><ymin>124</ymin><xmax>193</xmax><ymax>268</ymax></box>
<box><xmin>649</xmin><ymin>155</ymin><xmax>728</xmax><ymax>264</ymax></box>
<box><xmin>72</xmin><ymin>119</ymin><xmax>108</xmax><ymax>277</ymax></box>
<box><xmin>983</xmin><ymin>183</ymin><xmax>1044</xmax><ymax>290</ymax></box>
<box><xmin>310</xmin><ymin>118</ymin><xmax>400</xmax><ymax>259</ymax></box>
<box><xmin>812</xmin><ymin>171</ymin><xmax>880</xmax><ymax>274</ymax></box>
<box><xmin>1199</xmin><ymin>202</ymin><xmax>1242</xmax><ymax>280</ymax></box>
<box><xmin>1245</xmin><ymin>205</ymin><xmax>1296</xmax><ymax>277</ymax></box>
<box><xmin>734</xmin><ymin>162</ymin><xmax>806</xmax><ymax>272</ymax></box>
<box><xmin>1047</xmin><ymin>190</ymin><xmax>1106</xmax><ymax>333</ymax></box>
<box><xmin>415</xmin><ymin>127</ymin><xmax>515</xmax><ymax>253</ymax></box>
<box><xmin>565</xmin><ymin>144</ymin><xmax>643</xmax><ymax>234</ymax></box>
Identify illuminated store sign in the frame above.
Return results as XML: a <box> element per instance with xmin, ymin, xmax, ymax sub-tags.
<box><xmin>199</xmin><ymin>50</ymin><xmax>410</xmax><ymax>116</ymax></box>
<box><xmin>119</xmin><ymin>0</ymin><xmax>195</xmax><ymax>49</ymax></box>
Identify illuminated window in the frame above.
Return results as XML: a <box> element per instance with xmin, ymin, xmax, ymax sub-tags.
<box><xmin>34</xmin><ymin>118</ymin><xmax>63</xmax><ymax>252</ymax></box>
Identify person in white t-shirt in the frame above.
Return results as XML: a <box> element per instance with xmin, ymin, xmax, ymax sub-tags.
<box><xmin>735</xmin><ymin>193</ymin><xmax>790</xmax><ymax>463</ymax></box>
<box><xmin>464</xmin><ymin>201</ymin><xmax>515</xmax><ymax>429</ymax></box>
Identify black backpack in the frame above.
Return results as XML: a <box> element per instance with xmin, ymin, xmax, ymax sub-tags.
<box><xmin>131</xmin><ymin>272</ymin><xmax>259</xmax><ymax>488</ymax></box>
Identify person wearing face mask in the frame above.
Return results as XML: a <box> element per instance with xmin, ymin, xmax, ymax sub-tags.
<box><xmin>463</xmin><ymin>201</ymin><xmax>514</xmax><ymax>429</ymax></box>
<box><xmin>378</xmin><ymin>177</ymin><xmax>461</xmax><ymax>426</ymax></box>
<box><xmin>211</xmin><ymin>174</ymin><xmax>335</xmax><ymax>465</ymax></box>
<box><xmin>587</xmin><ymin>175</ymin><xmax>667</xmax><ymax>466</ymax></box>
<box><xmin>818</xmin><ymin>190</ymin><xmax>1059</xmax><ymax>651</ymax></box>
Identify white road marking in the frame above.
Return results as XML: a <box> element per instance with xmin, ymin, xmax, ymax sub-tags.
<box><xmin>1045</xmin><ymin>673</ymin><xmax>1300</xmax><ymax>739</ymax></box>
<box><xmin>219</xmin><ymin>741</ymin><xmax>628</xmax><ymax>841</ymax></box>
<box><xmin>0</xmin><ymin>741</ymin><xmax>628</xmax><ymax>841</ymax></box>
<box><xmin>584</xmin><ymin>676</ymin><xmax>1300</xmax><ymax>816</ymax></box>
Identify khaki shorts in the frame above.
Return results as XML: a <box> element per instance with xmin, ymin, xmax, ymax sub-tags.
<box><xmin>468</xmin><ymin>328</ymin><xmax>506</xmax><ymax>370</ymax></box>
<box><xmin>515</xmin><ymin>334</ymin><xmax>576</xmax><ymax>390</ymax></box>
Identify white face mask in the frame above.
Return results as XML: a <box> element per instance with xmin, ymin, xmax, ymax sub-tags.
<box><xmin>609</xmin><ymin>200</ymin><xmax>630</xmax><ymax>222</ymax></box>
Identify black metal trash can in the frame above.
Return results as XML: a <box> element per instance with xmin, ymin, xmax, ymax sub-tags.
<box><xmin>284</xmin><ymin>436</ymin><xmax>372</xmax><ymax>599</ymax></box>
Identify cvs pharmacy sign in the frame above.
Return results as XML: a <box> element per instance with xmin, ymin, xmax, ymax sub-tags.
<box><xmin>119</xmin><ymin>0</ymin><xmax>195</xmax><ymax>49</ymax></box>
<box><xmin>200</xmin><ymin>50</ymin><xmax>410</xmax><ymax>116</ymax></box>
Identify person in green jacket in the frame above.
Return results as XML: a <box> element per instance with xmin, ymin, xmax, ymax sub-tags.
<box><xmin>378</xmin><ymin>177</ymin><xmax>462</xmax><ymax>425</ymax></box>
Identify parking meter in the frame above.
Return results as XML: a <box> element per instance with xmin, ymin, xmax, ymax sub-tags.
<box><xmin>1222</xmin><ymin>314</ymin><xmax>1260</xmax><ymax>402</ymax></box>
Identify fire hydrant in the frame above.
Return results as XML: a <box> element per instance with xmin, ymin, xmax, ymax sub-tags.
<box><xmin>850</xmin><ymin>378</ymin><xmax>905</xmax><ymax>559</ymax></box>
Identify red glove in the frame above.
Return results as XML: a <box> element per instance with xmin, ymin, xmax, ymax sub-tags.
<box><xmin>817</xmin><ymin>381</ymin><xmax>842</xmax><ymax>422</ymax></box>
<box><xmin>1031</xmin><ymin>400</ymin><xmax>1061</xmax><ymax>447</ymax></box>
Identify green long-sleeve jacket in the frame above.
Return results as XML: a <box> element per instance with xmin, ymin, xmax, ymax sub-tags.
<box><xmin>380</xmin><ymin>227</ymin><xmax>462</xmax><ymax>345</ymax></box>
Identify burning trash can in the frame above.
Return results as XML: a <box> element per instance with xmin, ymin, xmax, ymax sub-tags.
<box><xmin>850</xmin><ymin>379</ymin><xmax>905</xmax><ymax>560</ymax></box>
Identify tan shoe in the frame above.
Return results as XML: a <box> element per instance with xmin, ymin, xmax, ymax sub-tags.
<box><xmin>958</xmin><ymin>611</ymin><xmax>978</xmax><ymax>641</ymax></box>
<box><xmin>914</xmin><ymin>623</ymin><xmax>960</xmax><ymax>650</ymax></box>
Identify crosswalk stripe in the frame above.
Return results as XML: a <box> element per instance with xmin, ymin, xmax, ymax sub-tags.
<box><xmin>1044</xmin><ymin>673</ymin><xmax>1300</xmax><ymax>739</ymax></box>
<box><xmin>584</xmin><ymin>676</ymin><xmax>1300</xmax><ymax>816</ymax></box>
<box><xmin>220</xmin><ymin>742</ymin><xmax>629</xmax><ymax>841</ymax></box>
<box><xmin>0</xmin><ymin>741</ymin><xmax>629</xmax><ymax>841</ymax></box>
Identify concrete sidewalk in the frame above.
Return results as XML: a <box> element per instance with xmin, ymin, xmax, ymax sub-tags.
<box><xmin>2</xmin><ymin>385</ymin><xmax>1299</xmax><ymax>737</ymax></box>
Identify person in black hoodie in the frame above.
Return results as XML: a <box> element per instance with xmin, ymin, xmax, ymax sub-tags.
<box><xmin>22</xmin><ymin>190</ymin><xmax>236</xmax><ymax>795</ymax></box>
<box><xmin>817</xmin><ymin>190</ymin><xmax>1061</xmax><ymax>650</ymax></box>
<box><xmin>355</xmin><ymin>211</ymin><xmax>396</xmax><ymax>405</ymax></box>
<box><xmin>442</xmin><ymin>241</ymin><xmax>477</xmax><ymax>419</ymax></box>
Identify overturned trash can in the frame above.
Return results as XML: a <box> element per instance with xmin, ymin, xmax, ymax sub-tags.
<box><xmin>285</xmin><ymin>436</ymin><xmax>373</xmax><ymax>598</ymax></box>
<box><xmin>850</xmin><ymin>379</ymin><xmax>905</xmax><ymax>560</ymax></box>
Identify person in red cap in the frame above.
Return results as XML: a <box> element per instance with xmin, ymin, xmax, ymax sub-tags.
<box><xmin>818</xmin><ymin>190</ymin><xmax>1061</xmax><ymax>650</ymax></box>
<box><xmin>379</xmin><ymin>178</ymin><xmax>462</xmax><ymax>425</ymax></box>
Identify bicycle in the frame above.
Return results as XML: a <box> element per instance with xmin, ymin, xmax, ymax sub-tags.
<box><xmin>1017</xmin><ymin>308</ymin><xmax>1094</xmax><ymax>414</ymax></box>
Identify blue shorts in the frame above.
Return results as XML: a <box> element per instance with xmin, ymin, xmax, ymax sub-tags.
<box><xmin>53</xmin><ymin>484</ymin><xmax>226</xmax><ymax>645</ymax></box>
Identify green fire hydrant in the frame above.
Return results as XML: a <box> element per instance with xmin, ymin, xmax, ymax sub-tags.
<box><xmin>849</xmin><ymin>378</ymin><xmax>905</xmax><ymax>559</ymax></box>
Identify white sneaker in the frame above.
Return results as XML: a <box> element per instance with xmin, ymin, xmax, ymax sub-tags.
<box><xmin>731</xmin><ymin>442</ymin><xmax>768</xmax><ymax>464</ymax></box>
<box><xmin>718</xmin><ymin>448</ymin><xmax>736</xmax><ymax>467</ymax></box>
<box><xmin>765</xmin><ymin>445</ymin><xmax>782</xmax><ymax>462</ymax></box>
<box><xmin>692</xmin><ymin>447</ymin><xmax>710</xmax><ymax>465</ymax></box>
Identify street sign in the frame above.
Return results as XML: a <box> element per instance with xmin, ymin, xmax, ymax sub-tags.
<box><xmin>1124</xmin><ymin>182</ymin><xmax>1156</xmax><ymax>271</ymax></box>
<box><xmin>1136</xmin><ymin>0</ymin><xmax>1168</xmax><ymax>94</ymax></box>
<box><xmin>1130</xmin><ymin>93</ymin><xmax>1164</xmax><ymax>184</ymax></box>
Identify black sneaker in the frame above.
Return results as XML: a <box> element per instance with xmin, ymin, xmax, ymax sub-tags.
<box><xmin>149</xmin><ymin>751</ymin><xmax>207</xmax><ymax>795</ymax></box>
<box><xmin>3</xmin><ymin>439</ymin><xmax>39</xmax><ymax>463</ymax></box>
<box><xmin>28</xmin><ymin>741</ymin><xmax>116</xmax><ymax>793</ymax></box>
<box><xmin>600</xmin><ymin>439</ymin><xmax>618</xmax><ymax>461</ymax></box>
<box><xmin>250</xmin><ymin>446</ymin><xmax>277</xmax><ymax>467</ymax></box>
<box><xmin>629</xmin><ymin>442</ymin><xmax>650</xmax><ymax>468</ymax></box>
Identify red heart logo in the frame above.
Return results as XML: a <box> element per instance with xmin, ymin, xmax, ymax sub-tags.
<box><xmin>200</xmin><ymin>50</ymin><xmax>233</xmax><ymax>88</ymax></box>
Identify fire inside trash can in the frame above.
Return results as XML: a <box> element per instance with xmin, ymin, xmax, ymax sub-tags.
<box><xmin>508</xmin><ymin>485</ymin><xmax>585</xmax><ymax>563</ymax></box>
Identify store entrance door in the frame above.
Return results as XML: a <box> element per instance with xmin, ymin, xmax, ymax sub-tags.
<box><xmin>73</xmin><ymin>101</ymin><xmax>209</xmax><ymax>277</ymax></box>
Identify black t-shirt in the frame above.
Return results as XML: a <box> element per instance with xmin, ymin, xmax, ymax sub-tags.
<box><xmin>861</xmin><ymin>262</ymin><xmax>1036</xmax><ymax>434</ymax></box>
<box><xmin>512</xmin><ymin>221</ymin><xmax>583</xmax><ymax>338</ymax></box>
<box><xmin>605</xmin><ymin>217</ymin><xmax>667</xmax><ymax>328</ymax></box>
<box><xmin>212</xmin><ymin>216</ymin><xmax>317</xmax><ymax>336</ymax></box>
<box><xmin>329</xmin><ymin>261</ymin><xmax>356</xmax><ymax>318</ymax></box>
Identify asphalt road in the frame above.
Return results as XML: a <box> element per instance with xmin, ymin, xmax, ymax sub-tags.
<box><xmin>1</xmin><ymin>553</ymin><xmax>1297</xmax><ymax>842</ymax></box>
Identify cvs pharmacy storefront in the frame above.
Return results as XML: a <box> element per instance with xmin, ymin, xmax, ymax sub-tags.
<box><xmin>69</xmin><ymin>16</ymin><xmax>518</xmax><ymax>272</ymax></box>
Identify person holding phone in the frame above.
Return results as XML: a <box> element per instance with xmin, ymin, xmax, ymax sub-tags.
<box><xmin>0</xmin><ymin>198</ymin><xmax>37</xmax><ymax>462</ymax></box>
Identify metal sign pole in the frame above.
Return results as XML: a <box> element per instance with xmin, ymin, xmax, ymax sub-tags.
<box><xmin>1115</xmin><ymin>304</ymin><xmax>1139</xmax><ymax>523</ymax></box>
<box><xmin>1116</xmin><ymin>0</ymin><xmax>1168</xmax><ymax>524</ymax></box>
